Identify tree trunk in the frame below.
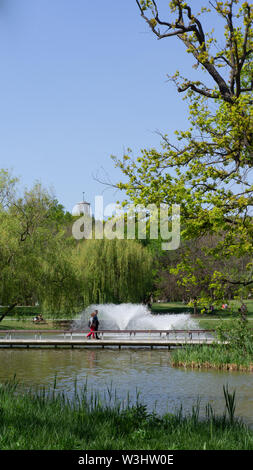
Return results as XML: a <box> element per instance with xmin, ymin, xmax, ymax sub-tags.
<box><xmin>0</xmin><ymin>303</ymin><xmax>18</xmax><ymax>322</ymax></box>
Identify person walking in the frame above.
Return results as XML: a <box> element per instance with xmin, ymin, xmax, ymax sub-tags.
<box><xmin>87</xmin><ymin>312</ymin><xmax>96</xmax><ymax>339</ymax></box>
<box><xmin>93</xmin><ymin>310</ymin><xmax>100</xmax><ymax>340</ymax></box>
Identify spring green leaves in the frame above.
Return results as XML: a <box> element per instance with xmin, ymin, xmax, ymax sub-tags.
<box><xmin>114</xmin><ymin>1</ymin><xmax>253</xmax><ymax>300</ymax></box>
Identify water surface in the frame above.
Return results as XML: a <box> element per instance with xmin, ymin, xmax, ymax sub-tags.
<box><xmin>1</xmin><ymin>348</ymin><xmax>253</xmax><ymax>427</ymax></box>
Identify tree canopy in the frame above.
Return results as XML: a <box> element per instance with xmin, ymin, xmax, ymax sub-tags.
<box><xmin>75</xmin><ymin>238</ymin><xmax>154</xmax><ymax>305</ymax></box>
<box><xmin>0</xmin><ymin>175</ymin><xmax>80</xmax><ymax>317</ymax></box>
<box><xmin>0</xmin><ymin>170</ymin><xmax>155</xmax><ymax>317</ymax></box>
<box><xmin>113</xmin><ymin>0</ymin><xmax>253</xmax><ymax>300</ymax></box>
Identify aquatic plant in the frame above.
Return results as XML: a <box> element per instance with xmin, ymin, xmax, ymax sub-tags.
<box><xmin>0</xmin><ymin>378</ymin><xmax>252</xmax><ymax>450</ymax></box>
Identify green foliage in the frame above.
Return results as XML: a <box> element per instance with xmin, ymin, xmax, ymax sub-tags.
<box><xmin>0</xmin><ymin>178</ymin><xmax>80</xmax><ymax>316</ymax></box>
<box><xmin>216</xmin><ymin>316</ymin><xmax>253</xmax><ymax>354</ymax></box>
<box><xmin>114</xmin><ymin>1</ymin><xmax>253</xmax><ymax>301</ymax></box>
<box><xmin>172</xmin><ymin>316</ymin><xmax>253</xmax><ymax>369</ymax></box>
<box><xmin>0</xmin><ymin>169</ymin><xmax>18</xmax><ymax>209</ymax></box>
<box><xmin>171</xmin><ymin>342</ymin><xmax>253</xmax><ymax>370</ymax></box>
<box><xmin>223</xmin><ymin>385</ymin><xmax>236</xmax><ymax>424</ymax></box>
<box><xmin>0</xmin><ymin>379</ymin><xmax>252</xmax><ymax>450</ymax></box>
<box><xmin>75</xmin><ymin>238</ymin><xmax>155</xmax><ymax>305</ymax></box>
<box><xmin>0</xmin><ymin>171</ymin><xmax>156</xmax><ymax>315</ymax></box>
<box><xmin>154</xmin><ymin>235</ymin><xmax>252</xmax><ymax>302</ymax></box>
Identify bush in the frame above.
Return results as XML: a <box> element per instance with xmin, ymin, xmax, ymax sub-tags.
<box><xmin>216</xmin><ymin>317</ymin><xmax>253</xmax><ymax>355</ymax></box>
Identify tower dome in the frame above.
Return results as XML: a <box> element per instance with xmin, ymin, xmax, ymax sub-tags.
<box><xmin>72</xmin><ymin>194</ymin><xmax>91</xmax><ymax>216</ymax></box>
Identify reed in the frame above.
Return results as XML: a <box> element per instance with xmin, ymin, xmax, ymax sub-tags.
<box><xmin>0</xmin><ymin>379</ymin><xmax>252</xmax><ymax>450</ymax></box>
<box><xmin>171</xmin><ymin>343</ymin><xmax>253</xmax><ymax>371</ymax></box>
<box><xmin>223</xmin><ymin>384</ymin><xmax>236</xmax><ymax>423</ymax></box>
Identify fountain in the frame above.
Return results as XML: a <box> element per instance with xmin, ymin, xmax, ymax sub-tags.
<box><xmin>73</xmin><ymin>303</ymin><xmax>198</xmax><ymax>331</ymax></box>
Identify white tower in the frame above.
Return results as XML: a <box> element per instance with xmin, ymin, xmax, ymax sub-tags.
<box><xmin>72</xmin><ymin>192</ymin><xmax>91</xmax><ymax>216</ymax></box>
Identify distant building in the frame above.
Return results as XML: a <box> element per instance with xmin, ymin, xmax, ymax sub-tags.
<box><xmin>72</xmin><ymin>199</ymin><xmax>91</xmax><ymax>217</ymax></box>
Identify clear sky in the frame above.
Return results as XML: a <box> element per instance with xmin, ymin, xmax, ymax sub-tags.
<box><xmin>0</xmin><ymin>0</ymin><xmax>207</xmax><ymax>213</ymax></box>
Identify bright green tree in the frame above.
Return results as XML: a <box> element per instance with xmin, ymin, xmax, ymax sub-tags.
<box><xmin>0</xmin><ymin>180</ymin><xmax>80</xmax><ymax>319</ymax></box>
<box><xmin>0</xmin><ymin>169</ymin><xmax>17</xmax><ymax>209</ymax></box>
<box><xmin>113</xmin><ymin>0</ymin><xmax>253</xmax><ymax>301</ymax></box>
<box><xmin>75</xmin><ymin>238</ymin><xmax>154</xmax><ymax>305</ymax></box>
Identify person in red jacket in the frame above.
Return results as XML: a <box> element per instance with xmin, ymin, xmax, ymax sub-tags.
<box><xmin>87</xmin><ymin>312</ymin><xmax>96</xmax><ymax>339</ymax></box>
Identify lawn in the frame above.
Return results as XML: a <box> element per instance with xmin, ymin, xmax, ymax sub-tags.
<box><xmin>152</xmin><ymin>299</ymin><xmax>253</xmax><ymax>315</ymax></box>
<box><xmin>152</xmin><ymin>300</ymin><xmax>253</xmax><ymax>330</ymax></box>
<box><xmin>0</xmin><ymin>318</ymin><xmax>71</xmax><ymax>331</ymax></box>
<box><xmin>0</xmin><ymin>306</ymin><xmax>75</xmax><ymax>330</ymax></box>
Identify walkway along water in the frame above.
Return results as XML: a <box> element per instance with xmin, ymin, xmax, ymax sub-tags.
<box><xmin>0</xmin><ymin>329</ymin><xmax>217</xmax><ymax>349</ymax></box>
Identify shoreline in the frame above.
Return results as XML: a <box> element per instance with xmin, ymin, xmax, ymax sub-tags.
<box><xmin>171</xmin><ymin>361</ymin><xmax>253</xmax><ymax>372</ymax></box>
<box><xmin>0</xmin><ymin>380</ymin><xmax>252</xmax><ymax>450</ymax></box>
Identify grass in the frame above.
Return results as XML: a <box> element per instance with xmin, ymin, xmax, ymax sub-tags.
<box><xmin>152</xmin><ymin>300</ymin><xmax>253</xmax><ymax>330</ymax></box>
<box><xmin>0</xmin><ymin>305</ymin><xmax>78</xmax><ymax>326</ymax></box>
<box><xmin>171</xmin><ymin>344</ymin><xmax>253</xmax><ymax>371</ymax></box>
<box><xmin>152</xmin><ymin>299</ymin><xmax>253</xmax><ymax>316</ymax></box>
<box><xmin>171</xmin><ymin>316</ymin><xmax>253</xmax><ymax>371</ymax></box>
<box><xmin>0</xmin><ymin>379</ymin><xmax>252</xmax><ymax>450</ymax></box>
<box><xmin>197</xmin><ymin>318</ymin><xmax>253</xmax><ymax>329</ymax></box>
<box><xmin>1</xmin><ymin>300</ymin><xmax>253</xmax><ymax>331</ymax></box>
<box><xmin>152</xmin><ymin>302</ymin><xmax>195</xmax><ymax>314</ymax></box>
<box><xmin>0</xmin><ymin>318</ymin><xmax>66</xmax><ymax>331</ymax></box>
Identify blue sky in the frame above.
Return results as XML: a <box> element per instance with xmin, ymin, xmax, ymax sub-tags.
<box><xmin>0</xmin><ymin>0</ymin><xmax>212</xmax><ymax>213</ymax></box>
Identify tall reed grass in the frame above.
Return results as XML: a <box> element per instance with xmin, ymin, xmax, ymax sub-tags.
<box><xmin>0</xmin><ymin>378</ymin><xmax>252</xmax><ymax>450</ymax></box>
<box><xmin>171</xmin><ymin>344</ymin><xmax>253</xmax><ymax>371</ymax></box>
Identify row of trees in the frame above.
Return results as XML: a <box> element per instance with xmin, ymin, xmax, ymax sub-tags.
<box><xmin>1</xmin><ymin>1</ymin><xmax>252</xmax><ymax>313</ymax></box>
<box><xmin>0</xmin><ymin>170</ymin><xmax>154</xmax><ymax>319</ymax></box>
<box><xmin>153</xmin><ymin>234</ymin><xmax>252</xmax><ymax>302</ymax></box>
<box><xmin>3</xmin><ymin>162</ymin><xmax>249</xmax><ymax>315</ymax></box>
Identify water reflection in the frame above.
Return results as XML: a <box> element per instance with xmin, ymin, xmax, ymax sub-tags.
<box><xmin>1</xmin><ymin>348</ymin><xmax>253</xmax><ymax>427</ymax></box>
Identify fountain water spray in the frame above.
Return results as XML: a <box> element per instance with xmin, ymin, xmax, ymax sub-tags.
<box><xmin>73</xmin><ymin>303</ymin><xmax>198</xmax><ymax>331</ymax></box>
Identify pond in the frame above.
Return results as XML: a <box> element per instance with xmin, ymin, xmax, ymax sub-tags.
<box><xmin>1</xmin><ymin>347</ymin><xmax>253</xmax><ymax>428</ymax></box>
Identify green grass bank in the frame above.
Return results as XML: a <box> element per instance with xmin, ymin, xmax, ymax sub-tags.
<box><xmin>152</xmin><ymin>299</ymin><xmax>253</xmax><ymax>316</ymax></box>
<box><xmin>171</xmin><ymin>344</ymin><xmax>253</xmax><ymax>372</ymax></box>
<box><xmin>152</xmin><ymin>300</ymin><xmax>253</xmax><ymax>330</ymax></box>
<box><xmin>0</xmin><ymin>381</ymin><xmax>253</xmax><ymax>450</ymax></box>
<box><xmin>171</xmin><ymin>317</ymin><xmax>253</xmax><ymax>371</ymax></box>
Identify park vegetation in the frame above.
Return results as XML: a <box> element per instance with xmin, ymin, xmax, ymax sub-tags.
<box><xmin>75</xmin><ymin>238</ymin><xmax>154</xmax><ymax>305</ymax></box>
<box><xmin>0</xmin><ymin>170</ymin><xmax>155</xmax><ymax>319</ymax></box>
<box><xmin>0</xmin><ymin>166</ymin><xmax>251</xmax><ymax>319</ymax></box>
<box><xmin>171</xmin><ymin>316</ymin><xmax>253</xmax><ymax>370</ymax></box>
<box><xmin>1</xmin><ymin>1</ymin><xmax>252</xmax><ymax>316</ymax></box>
<box><xmin>0</xmin><ymin>379</ymin><xmax>252</xmax><ymax>450</ymax></box>
<box><xmin>113</xmin><ymin>0</ymin><xmax>253</xmax><ymax>304</ymax></box>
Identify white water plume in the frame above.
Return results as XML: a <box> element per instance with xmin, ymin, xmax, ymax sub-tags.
<box><xmin>73</xmin><ymin>303</ymin><xmax>198</xmax><ymax>330</ymax></box>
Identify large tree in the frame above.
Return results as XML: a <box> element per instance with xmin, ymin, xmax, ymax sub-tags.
<box><xmin>0</xmin><ymin>169</ymin><xmax>17</xmax><ymax>209</ymax></box>
<box><xmin>75</xmin><ymin>238</ymin><xmax>154</xmax><ymax>305</ymax></box>
<box><xmin>0</xmin><ymin>179</ymin><xmax>80</xmax><ymax>319</ymax></box>
<box><xmin>113</xmin><ymin>0</ymin><xmax>253</xmax><ymax>300</ymax></box>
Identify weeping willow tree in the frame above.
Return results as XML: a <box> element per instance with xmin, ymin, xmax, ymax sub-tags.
<box><xmin>0</xmin><ymin>179</ymin><xmax>81</xmax><ymax>318</ymax></box>
<box><xmin>76</xmin><ymin>238</ymin><xmax>154</xmax><ymax>305</ymax></box>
